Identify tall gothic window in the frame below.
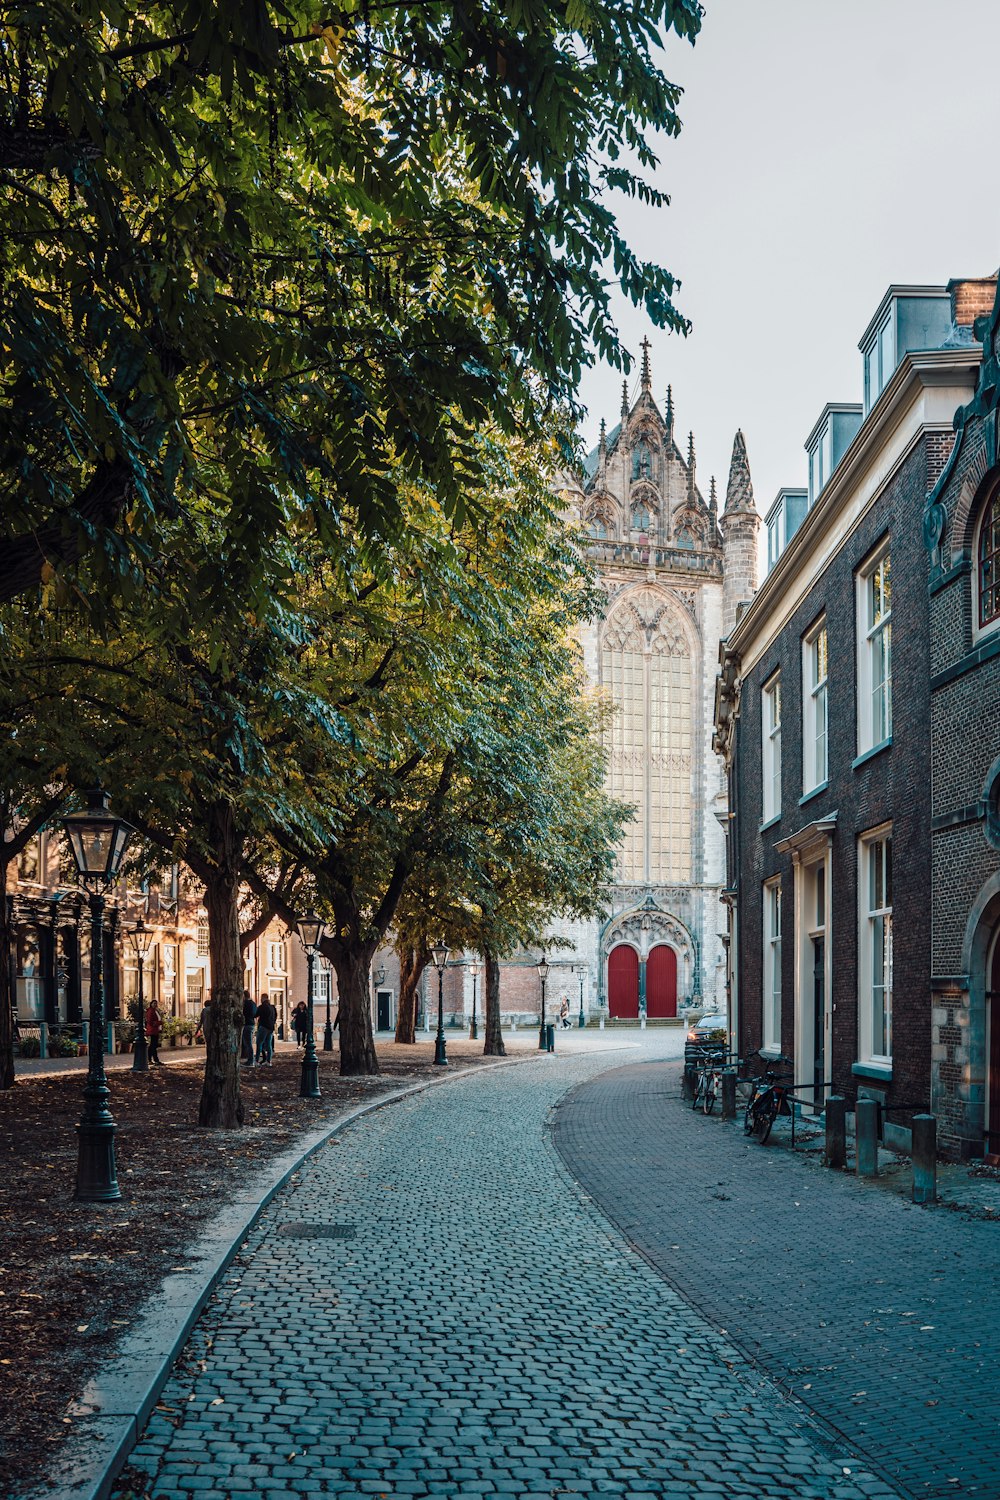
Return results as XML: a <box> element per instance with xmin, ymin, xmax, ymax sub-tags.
<box><xmin>601</xmin><ymin>589</ymin><xmax>692</xmax><ymax>883</ymax></box>
<box><xmin>979</xmin><ymin>489</ymin><xmax>1000</xmax><ymax>629</ymax></box>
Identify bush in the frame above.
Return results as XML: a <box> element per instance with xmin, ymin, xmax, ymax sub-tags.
<box><xmin>50</xmin><ymin>1032</ymin><xmax>79</xmax><ymax>1058</ymax></box>
<box><xmin>18</xmin><ymin>1035</ymin><xmax>40</xmax><ymax>1058</ymax></box>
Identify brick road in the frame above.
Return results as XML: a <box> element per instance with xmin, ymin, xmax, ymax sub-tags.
<box><xmin>112</xmin><ymin>1039</ymin><xmax>896</xmax><ymax>1500</ymax></box>
<box><xmin>552</xmin><ymin>1060</ymin><xmax>1000</xmax><ymax>1500</ymax></box>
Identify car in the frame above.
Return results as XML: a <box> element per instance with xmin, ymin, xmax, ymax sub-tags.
<box><xmin>684</xmin><ymin>1011</ymin><xmax>729</xmax><ymax>1068</ymax></box>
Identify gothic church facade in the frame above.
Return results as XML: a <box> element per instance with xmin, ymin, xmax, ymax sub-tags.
<box><xmin>545</xmin><ymin>341</ymin><xmax>759</xmax><ymax>1023</ymax></box>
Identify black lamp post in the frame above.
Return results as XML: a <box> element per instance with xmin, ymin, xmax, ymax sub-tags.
<box><xmin>469</xmin><ymin>959</ymin><xmax>480</xmax><ymax>1041</ymax></box>
<box><xmin>536</xmin><ymin>953</ymin><xmax>550</xmax><ymax>1051</ymax></box>
<box><xmin>62</xmin><ymin>789</ymin><xmax>135</xmax><ymax>1203</ymax></box>
<box><xmin>296</xmin><ymin>911</ymin><xmax>325</xmax><ymax>1098</ymax></box>
<box><xmin>127</xmin><ymin>917</ymin><xmax>155</xmax><ymax>1073</ymax></box>
<box><xmin>577</xmin><ymin>965</ymin><xmax>586</xmax><ymax>1029</ymax></box>
<box><xmin>432</xmin><ymin>940</ymin><xmax>449</xmax><ymax>1066</ymax></box>
<box><xmin>372</xmin><ymin>963</ymin><xmax>386</xmax><ymax>1030</ymax></box>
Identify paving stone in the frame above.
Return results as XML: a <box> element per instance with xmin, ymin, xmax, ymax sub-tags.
<box><xmin>111</xmin><ymin>1041</ymin><xmax>894</xmax><ymax>1500</ymax></box>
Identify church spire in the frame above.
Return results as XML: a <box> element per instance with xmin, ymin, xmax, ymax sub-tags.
<box><xmin>665</xmin><ymin>384</ymin><xmax>674</xmax><ymax>441</ymax></box>
<box><xmin>598</xmin><ymin>417</ymin><xmax>607</xmax><ymax>480</ymax></box>
<box><xmin>620</xmin><ymin>378</ymin><xmax>630</xmax><ymax>429</ymax></box>
<box><xmin>686</xmin><ymin>430</ymin><xmax>697</xmax><ymax>504</ymax></box>
<box><xmin>724</xmin><ymin>429</ymin><xmax>756</xmax><ymax>513</ymax></box>
<box><xmin>640</xmin><ymin>336</ymin><xmax>652</xmax><ymax>394</ymax></box>
<box><xmin>709</xmin><ymin>475</ymin><xmax>718</xmax><ymax>524</ymax></box>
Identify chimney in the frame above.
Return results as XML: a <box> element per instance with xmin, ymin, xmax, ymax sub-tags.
<box><xmin>948</xmin><ymin>274</ymin><xmax>998</xmax><ymax>330</ymax></box>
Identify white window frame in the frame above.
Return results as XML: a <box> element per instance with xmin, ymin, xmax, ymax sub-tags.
<box><xmin>266</xmin><ymin>940</ymin><xmax>287</xmax><ymax>974</ymax></box>
<box><xmin>858</xmin><ymin>826</ymin><xmax>893</xmax><ymax>1066</ymax></box>
<box><xmin>802</xmin><ymin>619</ymin><xmax>829</xmax><ymax>794</ymax></box>
<box><xmin>856</xmin><ymin>544</ymin><xmax>891</xmax><ymax>756</ymax></box>
<box><xmin>761</xmin><ymin>673</ymin><xmax>782</xmax><ymax>824</ymax></box>
<box><xmin>763</xmin><ymin>879</ymin><xmax>782</xmax><ymax>1054</ymax></box>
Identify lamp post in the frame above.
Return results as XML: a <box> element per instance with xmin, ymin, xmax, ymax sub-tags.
<box><xmin>431</xmin><ymin>940</ymin><xmax>449</xmax><ymax>1066</ymax></box>
<box><xmin>296</xmin><ymin>911</ymin><xmax>325</xmax><ymax>1099</ymax></box>
<box><xmin>577</xmin><ymin>965</ymin><xmax>586</xmax><ymax>1029</ymax></box>
<box><xmin>469</xmin><ymin>960</ymin><xmax>480</xmax><ymax>1041</ymax></box>
<box><xmin>536</xmin><ymin>953</ymin><xmax>550</xmax><ymax>1051</ymax></box>
<box><xmin>127</xmin><ymin>917</ymin><xmax>155</xmax><ymax>1072</ymax></box>
<box><xmin>372</xmin><ymin>964</ymin><xmax>386</xmax><ymax>1030</ymax></box>
<box><xmin>61</xmin><ymin>788</ymin><xmax>135</xmax><ymax>1202</ymax></box>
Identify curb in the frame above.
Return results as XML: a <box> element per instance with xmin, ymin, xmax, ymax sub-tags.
<box><xmin>23</xmin><ymin>1054</ymin><xmax>535</xmax><ymax>1500</ymax></box>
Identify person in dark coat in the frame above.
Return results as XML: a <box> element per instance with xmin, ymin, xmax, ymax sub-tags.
<box><xmin>241</xmin><ymin>990</ymin><xmax>257</xmax><ymax>1065</ymax></box>
<box><xmin>255</xmin><ymin>993</ymin><xmax>277</xmax><ymax>1065</ymax></box>
<box><xmin>291</xmin><ymin>1000</ymin><xmax>309</xmax><ymax>1046</ymax></box>
<box><xmin>145</xmin><ymin>1001</ymin><xmax>163</xmax><ymax>1064</ymax></box>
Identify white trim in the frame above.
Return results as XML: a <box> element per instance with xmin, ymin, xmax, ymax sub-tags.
<box><xmin>802</xmin><ymin>617</ymin><xmax>828</xmax><ymax>795</ymax></box>
<box><xmin>761</xmin><ymin>672</ymin><xmax>782</xmax><ymax>825</ymax></box>
<box><xmin>856</xmin><ymin>541</ymin><xmax>891</xmax><ymax>757</ymax></box>
<box><xmin>858</xmin><ymin>824</ymin><xmax>893</xmax><ymax>1067</ymax></box>
<box><xmin>763</xmin><ymin>878</ymin><xmax>782</xmax><ymax>1053</ymax></box>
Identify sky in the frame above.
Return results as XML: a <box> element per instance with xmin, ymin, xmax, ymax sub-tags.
<box><xmin>577</xmin><ymin>0</ymin><xmax>1000</xmax><ymax>516</ymax></box>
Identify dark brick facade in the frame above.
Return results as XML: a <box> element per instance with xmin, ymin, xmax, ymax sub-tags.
<box><xmin>924</xmin><ymin>287</ymin><xmax>1000</xmax><ymax>1155</ymax></box>
<box><xmin>733</xmin><ymin>441</ymin><xmax>934</xmax><ymax>1122</ymax></box>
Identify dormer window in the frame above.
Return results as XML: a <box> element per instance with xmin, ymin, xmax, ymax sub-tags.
<box><xmin>631</xmin><ymin>501</ymin><xmax>651</xmax><ymax>533</ymax></box>
<box><xmin>859</xmin><ymin>287</ymin><xmax>952</xmax><ymax>414</ymax></box>
<box><xmin>805</xmin><ymin>408</ymin><xmax>862</xmax><ymax>504</ymax></box>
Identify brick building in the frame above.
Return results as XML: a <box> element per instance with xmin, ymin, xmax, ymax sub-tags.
<box><xmin>715</xmin><ymin>278</ymin><xmax>986</xmax><ymax>1133</ymax></box>
<box><xmin>923</xmin><ymin>275</ymin><xmax>1000</xmax><ymax>1156</ymax></box>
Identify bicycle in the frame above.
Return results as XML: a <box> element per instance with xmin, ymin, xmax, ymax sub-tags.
<box><xmin>742</xmin><ymin>1057</ymin><xmax>794</xmax><ymax>1142</ymax></box>
<box><xmin>692</xmin><ymin>1050</ymin><xmax>728</xmax><ymax>1115</ymax></box>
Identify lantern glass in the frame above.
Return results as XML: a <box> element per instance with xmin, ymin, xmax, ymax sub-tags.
<box><xmin>536</xmin><ymin>955</ymin><xmax>550</xmax><ymax>982</ymax></box>
<box><xmin>374</xmin><ymin>965</ymin><xmax>387</xmax><ymax>986</ymax></box>
<box><xmin>469</xmin><ymin>961</ymin><xmax>480</xmax><ymax>978</ymax></box>
<box><xmin>431</xmin><ymin>941</ymin><xmax>450</xmax><ymax>970</ymax></box>
<box><xmin>62</xmin><ymin>789</ymin><xmax>134</xmax><ymax>884</ymax></box>
<box><xmin>129</xmin><ymin>919</ymin><xmax>155</xmax><ymax>960</ymax></box>
<box><xmin>297</xmin><ymin>911</ymin><xmax>325</xmax><ymax>953</ymax></box>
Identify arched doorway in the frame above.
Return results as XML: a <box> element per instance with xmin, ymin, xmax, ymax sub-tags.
<box><xmin>988</xmin><ymin>930</ymin><xmax>1000</xmax><ymax>1160</ymax></box>
<box><xmin>608</xmin><ymin>945</ymin><xmax>639</xmax><ymax>1018</ymax></box>
<box><xmin>646</xmin><ymin>944</ymin><xmax>677</xmax><ymax>1018</ymax></box>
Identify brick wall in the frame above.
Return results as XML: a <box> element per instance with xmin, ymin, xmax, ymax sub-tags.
<box><xmin>948</xmin><ymin>277</ymin><xmax>998</xmax><ymax>329</ymax></box>
<box><xmin>734</xmin><ymin>441</ymin><xmax>933</xmax><ymax>1110</ymax></box>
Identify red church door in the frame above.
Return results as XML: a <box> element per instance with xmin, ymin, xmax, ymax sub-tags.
<box><xmin>608</xmin><ymin>945</ymin><xmax>639</xmax><ymax>1019</ymax></box>
<box><xmin>646</xmin><ymin>944</ymin><xmax>678</xmax><ymax>1019</ymax></box>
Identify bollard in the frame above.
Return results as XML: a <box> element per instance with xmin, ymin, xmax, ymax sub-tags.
<box><xmin>599</xmin><ymin>1014</ymin><xmax>605</xmax><ymax>1030</ymax></box>
<box><xmin>912</xmin><ymin>1114</ymin><xmax>937</xmax><ymax>1205</ymax></box>
<box><xmin>825</xmin><ymin>1095</ymin><xmax>847</xmax><ymax>1169</ymax></box>
<box><xmin>546</xmin><ymin>1023</ymin><xmax>555</xmax><ymax>1053</ymax></box>
<box><xmin>39</xmin><ymin>1022</ymin><xmax>48</xmax><ymax>1060</ymax></box>
<box><xmin>721</xmin><ymin>1070</ymin><xmax>736</xmax><ymax>1120</ymax></box>
<box><xmin>856</xmin><ymin>1097</ymin><xmax>879</xmax><ymax>1177</ymax></box>
<box><xmin>682</xmin><ymin>1064</ymin><xmax>695</xmax><ymax>1101</ymax></box>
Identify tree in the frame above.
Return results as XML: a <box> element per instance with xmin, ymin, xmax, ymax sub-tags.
<box><xmin>0</xmin><ymin>2</ymin><xmax>700</xmax><ymax>606</ymax></box>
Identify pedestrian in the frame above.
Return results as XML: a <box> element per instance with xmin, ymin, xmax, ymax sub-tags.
<box><xmin>241</xmin><ymin>990</ymin><xmax>257</xmax><ymax>1065</ymax></box>
<box><xmin>559</xmin><ymin>996</ymin><xmax>571</xmax><ymax>1029</ymax></box>
<box><xmin>292</xmin><ymin>1000</ymin><xmax>309</xmax><ymax>1046</ymax></box>
<box><xmin>255</xmin><ymin>992</ymin><xmax>277</xmax><ymax>1065</ymax></box>
<box><xmin>145</xmin><ymin>1001</ymin><xmax>163</xmax><ymax>1064</ymax></box>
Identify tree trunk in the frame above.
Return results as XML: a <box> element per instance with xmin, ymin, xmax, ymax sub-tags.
<box><xmin>0</xmin><ymin>877</ymin><xmax>14</xmax><ymax>1089</ymax></box>
<box><xmin>483</xmin><ymin>945</ymin><xmax>505</xmax><ymax>1057</ymax></box>
<box><xmin>394</xmin><ymin>944</ymin><xmax>427</xmax><ymax>1044</ymax></box>
<box><xmin>199</xmin><ymin>806</ymin><xmax>245</xmax><ymax>1127</ymax></box>
<box><xmin>326</xmin><ymin>940</ymin><xmax>379</xmax><ymax>1075</ymax></box>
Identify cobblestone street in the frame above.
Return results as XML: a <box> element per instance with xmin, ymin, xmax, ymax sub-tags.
<box><xmin>110</xmin><ymin>1039</ymin><xmax>898</xmax><ymax>1500</ymax></box>
<box><xmin>553</xmin><ymin>1061</ymin><xmax>1000</xmax><ymax>1500</ymax></box>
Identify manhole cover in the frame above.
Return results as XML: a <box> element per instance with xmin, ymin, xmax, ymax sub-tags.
<box><xmin>278</xmin><ymin>1222</ymin><xmax>357</xmax><ymax>1240</ymax></box>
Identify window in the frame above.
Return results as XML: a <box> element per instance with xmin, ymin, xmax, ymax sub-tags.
<box><xmin>197</xmin><ymin>921</ymin><xmax>209</xmax><ymax>957</ymax></box>
<box><xmin>767</xmin><ymin>510</ymin><xmax>782</xmax><ymax>571</ymax></box>
<box><xmin>978</xmin><ymin>490</ymin><xmax>1000</xmax><ymax>631</ymax></box>
<box><xmin>761</xmin><ymin>674</ymin><xmax>782</xmax><ymax>823</ymax></box>
<box><xmin>859</xmin><ymin>829</ymin><xmax>892</xmax><ymax>1064</ymax></box>
<box><xmin>802</xmin><ymin>621</ymin><xmax>828</xmax><ymax>792</ymax></box>
<box><xmin>763</xmin><ymin>880</ymin><xmax>782</xmax><ymax>1053</ymax></box>
<box><xmin>857</xmin><ymin>548</ymin><xmax>891</xmax><ymax>753</ymax></box>
<box><xmin>630</xmin><ymin>501</ymin><xmax>651</xmax><ymax>533</ymax></box>
<box><xmin>266</xmin><ymin>941</ymin><xmax>287</xmax><ymax>973</ymax></box>
<box><xmin>17</xmin><ymin>834</ymin><xmax>41</xmax><ymax>884</ymax></box>
<box><xmin>863</xmin><ymin>312</ymin><xmax>896</xmax><ymax>411</ymax></box>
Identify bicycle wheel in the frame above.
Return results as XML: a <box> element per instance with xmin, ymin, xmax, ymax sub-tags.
<box><xmin>743</xmin><ymin>1091</ymin><xmax>758</xmax><ymax>1135</ymax></box>
<box><xmin>755</xmin><ymin>1092</ymin><xmax>779</xmax><ymax>1143</ymax></box>
<box><xmin>692</xmin><ymin>1074</ymin><xmax>705</xmax><ymax>1111</ymax></box>
<box><xmin>703</xmin><ymin>1076</ymin><xmax>716</xmax><ymax>1115</ymax></box>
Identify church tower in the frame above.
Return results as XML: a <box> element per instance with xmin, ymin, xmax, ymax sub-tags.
<box><xmin>720</xmin><ymin>430</ymin><xmax>760</xmax><ymax>640</ymax></box>
<box><xmin>549</xmin><ymin>341</ymin><xmax>730</xmax><ymax>1020</ymax></box>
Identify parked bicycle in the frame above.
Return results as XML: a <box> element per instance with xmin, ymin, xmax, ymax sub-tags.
<box><xmin>743</xmin><ymin>1057</ymin><xmax>794</xmax><ymax>1142</ymax></box>
<box><xmin>692</xmin><ymin>1050</ymin><xmax>729</xmax><ymax>1115</ymax></box>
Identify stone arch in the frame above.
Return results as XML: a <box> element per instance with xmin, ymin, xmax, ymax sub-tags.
<box><xmin>602</xmin><ymin>905</ymin><xmax>695</xmax><ymax>1004</ymax></box>
<box><xmin>584</xmin><ymin>491</ymin><xmax>620</xmax><ymax>540</ymax></box>
<box><xmin>949</xmin><ymin>446</ymin><xmax>994</xmax><ymax>568</ymax></box>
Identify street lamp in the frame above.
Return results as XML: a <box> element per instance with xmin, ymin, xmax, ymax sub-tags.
<box><xmin>431</xmin><ymin>940</ymin><xmax>449</xmax><ymax>1066</ymax></box>
<box><xmin>61</xmin><ymin>788</ymin><xmax>135</xmax><ymax>1202</ymax></box>
<box><xmin>469</xmin><ymin>959</ymin><xmax>480</xmax><ymax>1041</ymax></box>
<box><xmin>322</xmin><ymin>955</ymin><xmax>335</xmax><ymax>1052</ymax></box>
<box><xmin>372</xmin><ymin>963</ymin><xmax>387</xmax><ymax>1030</ymax></box>
<box><xmin>296</xmin><ymin>911</ymin><xmax>325</xmax><ymax>1099</ymax></box>
<box><xmin>126</xmin><ymin>917</ymin><xmax>155</xmax><ymax>1073</ymax></box>
<box><xmin>577</xmin><ymin>965</ymin><xmax>586</xmax><ymax>1029</ymax></box>
<box><xmin>536</xmin><ymin>953</ymin><xmax>550</xmax><ymax>1051</ymax></box>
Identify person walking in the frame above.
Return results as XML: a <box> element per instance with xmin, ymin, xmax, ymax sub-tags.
<box><xmin>145</xmin><ymin>1001</ymin><xmax>163</xmax><ymax>1065</ymax></box>
<box><xmin>559</xmin><ymin>996</ymin><xmax>571</xmax><ymax>1030</ymax></box>
<box><xmin>241</xmin><ymin>990</ymin><xmax>257</xmax><ymax>1065</ymax></box>
<box><xmin>291</xmin><ymin>1000</ymin><xmax>308</xmax><ymax>1046</ymax></box>
<box><xmin>255</xmin><ymin>992</ymin><xmax>277</xmax><ymax>1065</ymax></box>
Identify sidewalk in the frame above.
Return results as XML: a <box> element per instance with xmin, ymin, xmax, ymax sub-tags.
<box><xmin>553</xmin><ymin>1059</ymin><xmax>1000</xmax><ymax>1500</ymax></box>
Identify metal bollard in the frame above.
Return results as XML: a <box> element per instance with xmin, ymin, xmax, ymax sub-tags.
<box><xmin>721</xmin><ymin>1070</ymin><xmax>736</xmax><ymax>1119</ymax></box>
<box><xmin>546</xmin><ymin>1023</ymin><xmax>555</xmax><ymax>1053</ymax></box>
<box><xmin>912</xmin><ymin>1114</ymin><xmax>937</xmax><ymax>1205</ymax></box>
<box><xmin>106</xmin><ymin>1022</ymin><xmax>115</xmax><ymax>1055</ymax></box>
<box><xmin>682</xmin><ymin>1064</ymin><xmax>695</xmax><ymax>1101</ymax></box>
<box><xmin>825</xmin><ymin>1095</ymin><xmax>847</xmax><ymax>1169</ymax></box>
<box><xmin>39</xmin><ymin>1022</ymin><xmax>48</xmax><ymax>1060</ymax></box>
<box><xmin>856</xmin><ymin>1097</ymin><xmax>879</xmax><ymax>1178</ymax></box>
